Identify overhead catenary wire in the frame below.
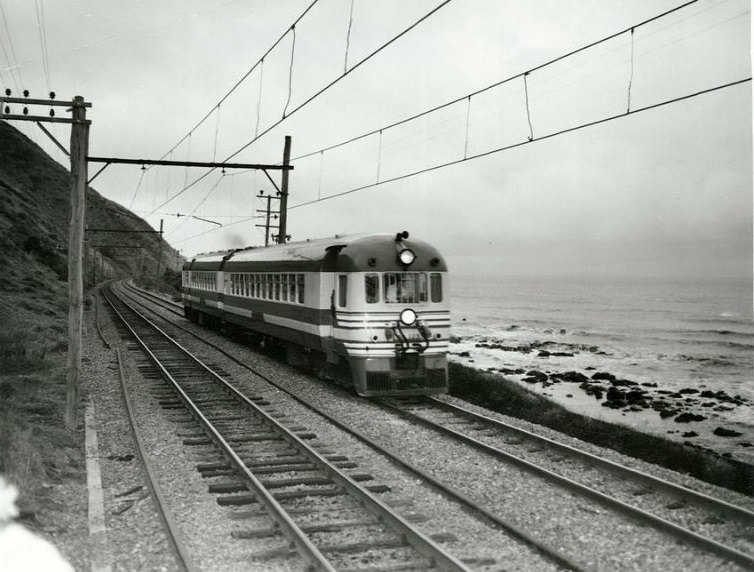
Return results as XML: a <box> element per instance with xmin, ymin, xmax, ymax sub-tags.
<box><xmin>344</xmin><ymin>0</ymin><xmax>355</xmax><ymax>73</ymax></box>
<box><xmin>171</xmin><ymin>77</ymin><xmax>751</xmax><ymax>247</ymax></box>
<box><xmin>156</xmin><ymin>0</ymin><xmax>321</xmax><ymax>163</ymax></box>
<box><xmin>147</xmin><ymin>0</ymin><xmax>455</xmax><ymax>219</ymax></box>
<box><xmin>282</xmin><ymin>25</ymin><xmax>296</xmax><ymax>118</ymax></box>
<box><xmin>289</xmin><ymin>0</ymin><xmax>700</xmax><ymax>164</ymax></box>
<box><xmin>289</xmin><ymin>78</ymin><xmax>751</xmax><ymax>211</ymax></box>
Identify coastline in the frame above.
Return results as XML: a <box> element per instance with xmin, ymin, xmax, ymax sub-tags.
<box><xmin>445</xmin><ymin>361</ymin><xmax>754</xmax><ymax>496</ymax></box>
<box><xmin>447</xmin><ymin>332</ymin><xmax>754</xmax><ymax>465</ymax></box>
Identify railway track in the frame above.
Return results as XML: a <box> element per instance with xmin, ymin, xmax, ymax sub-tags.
<box><xmin>103</xmin><ymin>284</ymin><xmax>471</xmax><ymax>571</ymax></box>
<box><xmin>108</xmin><ymin>281</ymin><xmax>754</xmax><ymax>570</ymax></box>
<box><xmin>377</xmin><ymin>396</ymin><xmax>754</xmax><ymax>569</ymax></box>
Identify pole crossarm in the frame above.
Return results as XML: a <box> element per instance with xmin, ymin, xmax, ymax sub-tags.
<box><xmin>90</xmin><ymin>244</ymin><xmax>146</xmax><ymax>248</ymax></box>
<box><xmin>1</xmin><ymin>95</ymin><xmax>91</xmax><ymax>107</ymax></box>
<box><xmin>86</xmin><ymin>228</ymin><xmax>161</xmax><ymax>233</ymax></box>
<box><xmin>87</xmin><ymin>156</ymin><xmax>293</xmax><ymax>170</ymax></box>
<box><xmin>1</xmin><ymin>113</ymin><xmax>88</xmax><ymax>125</ymax></box>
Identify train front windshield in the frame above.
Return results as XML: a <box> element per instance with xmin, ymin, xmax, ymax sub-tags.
<box><xmin>364</xmin><ymin>273</ymin><xmax>443</xmax><ymax>304</ymax></box>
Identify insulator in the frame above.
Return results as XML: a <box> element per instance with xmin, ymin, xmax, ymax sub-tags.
<box><xmin>3</xmin><ymin>106</ymin><xmax>9</xmax><ymax>114</ymax></box>
<box><xmin>4</xmin><ymin>88</ymin><xmax>10</xmax><ymax>96</ymax></box>
<box><xmin>22</xmin><ymin>107</ymin><xmax>28</xmax><ymax>115</ymax></box>
<box><xmin>23</xmin><ymin>89</ymin><xmax>29</xmax><ymax>97</ymax></box>
<box><xmin>49</xmin><ymin>109</ymin><xmax>55</xmax><ymax>117</ymax></box>
<box><xmin>49</xmin><ymin>91</ymin><xmax>55</xmax><ymax>100</ymax></box>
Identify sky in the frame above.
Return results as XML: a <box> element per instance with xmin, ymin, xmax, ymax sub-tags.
<box><xmin>1</xmin><ymin>0</ymin><xmax>751</xmax><ymax>279</ymax></box>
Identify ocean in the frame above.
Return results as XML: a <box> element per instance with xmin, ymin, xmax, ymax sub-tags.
<box><xmin>447</xmin><ymin>274</ymin><xmax>754</xmax><ymax>458</ymax></box>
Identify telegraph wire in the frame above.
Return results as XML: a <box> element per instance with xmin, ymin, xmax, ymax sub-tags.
<box><xmin>34</xmin><ymin>0</ymin><xmax>51</xmax><ymax>91</ymax></box>
<box><xmin>290</xmin><ymin>0</ymin><xmax>700</xmax><ymax>163</ymax></box>
<box><xmin>148</xmin><ymin>0</ymin><xmax>455</xmax><ymax>218</ymax></box>
<box><xmin>0</xmin><ymin>0</ymin><xmax>23</xmax><ymax>92</ymax></box>
<box><xmin>172</xmin><ymin>77</ymin><xmax>751</xmax><ymax>247</ymax></box>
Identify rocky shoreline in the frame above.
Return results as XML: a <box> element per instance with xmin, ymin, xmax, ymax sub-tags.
<box><xmin>446</xmin><ymin>361</ymin><xmax>754</xmax><ymax>496</ymax></box>
<box><xmin>449</xmin><ymin>335</ymin><xmax>754</xmax><ymax>466</ymax></box>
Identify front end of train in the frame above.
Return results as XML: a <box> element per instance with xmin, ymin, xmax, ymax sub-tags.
<box><xmin>332</xmin><ymin>232</ymin><xmax>450</xmax><ymax>396</ymax></box>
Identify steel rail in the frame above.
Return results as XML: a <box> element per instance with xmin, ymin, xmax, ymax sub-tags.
<box><xmin>113</xmin><ymin>347</ymin><xmax>199</xmax><ymax>572</ymax></box>
<box><xmin>427</xmin><ymin>396</ymin><xmax>754</xmax><ymax>522</ymax></box>
<box><xmin>93</xmin><ymin>291</ymin><xmax>111</xmax><ymax>349</ymax></box>
<box><xmin>104</xmin><ymin>286</ymin><xmax>337</xmax><ymax>571</ymax></box>
<box><xmin>113</xmin><ymin>281</ymin><xmax>591</xmax><ymax>571</ymax></box>
<box><xmin>106</xmin><ymin>283</ymin><xmax>470</xmax><ymax>571</ymax></box>
<box><xmin>381</xmin><ymin>398</ymin><xmax>754</xmax><ymax>569</ymax></box>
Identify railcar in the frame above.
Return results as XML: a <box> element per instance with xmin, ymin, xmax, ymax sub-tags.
<box><xmin>181</xmin><ymin>231</ymin><xmax>450</xmax><ymax>396</ymax></box>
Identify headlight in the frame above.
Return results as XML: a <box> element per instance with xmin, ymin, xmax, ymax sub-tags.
<box><xmin>398</xmin><ymin>248</ymin><xmax>416</xmax><ymax>266</ymax></box>
<box><xmin>399</xmin><ymin>308</ymin><xmax>417</xmax><ymax>326</ymax></box>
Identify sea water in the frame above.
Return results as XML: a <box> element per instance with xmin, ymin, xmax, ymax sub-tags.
<box><xmin>448</xmin><ymin>274</ymin><xmax>754</xmax><ymax>429</ymax></box>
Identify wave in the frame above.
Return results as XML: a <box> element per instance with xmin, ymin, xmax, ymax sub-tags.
<box><xmin>667</xmin><ymin>354</ymin><xmax>742</xmax><ymax>368</ymax></box>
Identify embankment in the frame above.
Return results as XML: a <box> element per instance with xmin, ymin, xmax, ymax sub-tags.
<box><xmin>448</xmin><ymin>362</ymin><xmax>754</xmax><ymax>496</ymax></box>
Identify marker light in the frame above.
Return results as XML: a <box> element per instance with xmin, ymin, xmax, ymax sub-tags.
<box><xmin>399</xmin><ymin>308</ymin><xmax>417</xmax><ymax>326</ymax></box>
<box><xmin>398</xmin><ymin>248</ymin><xmax>416</xmax><ymax>266</ymax></box>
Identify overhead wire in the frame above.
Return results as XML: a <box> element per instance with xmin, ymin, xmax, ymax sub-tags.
<box><xmin>156</xmin><ymin>0</ymin><xmax>321</xmax><ymax>162</ymax></box>
<box><xmin>344</xmin><ymin>0</ymin><xmax>355</xmax><ymax>73</ymax></box>
<box><xmin>172</xmin><ymin>77</ymin><xmax>751</xmax><ymax>247</ymax></box>
<box><xmin>289</xmin><ymin>0</ymin><xmax>701</xmax><ymax>164</ymax></box>
<box><xmin>0</xmin><ymin>0</ymin><xmax>23</xmax><ymax>92</ymax></box>
<box><xmin>147</xmin><ymin>0</ymin><xmax>455</xmax><ymax>219</ymax></box>
<box><xmin>289</xmin><ymin>78</ymin><xmax>752</xmax><ymax>211</ymax></box>
<box><xmin>34</xmin><ymin>0</ymin><xmax>51</xmax><ymax>91</ymax></box>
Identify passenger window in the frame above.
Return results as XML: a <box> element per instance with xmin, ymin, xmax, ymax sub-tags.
<box><xmin>365</xmin><ymin>274</ymin><xmax>379</xmax><ymax>303</ymax></box>
<box><xmin>297</xmin><ymin>274</ymin><xmax>305</xmax><ymax>304</ymax></box>
<box><xmin>338</xmin><ymin>275</ymin><xmax>348</xmax><ymax>307</ymax></box>
<box><xmin>431</xmin><ymin>273</ymin><xmax>442</xmax><ymax>302</ymax></box>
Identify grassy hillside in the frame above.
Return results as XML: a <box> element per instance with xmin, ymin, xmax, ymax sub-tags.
<box><xmin>0</xmin><ymin>120</ymin><xmax>180</xmax><ymax>534</ymax></box>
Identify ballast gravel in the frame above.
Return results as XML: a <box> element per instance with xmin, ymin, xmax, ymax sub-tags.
<box><xmin>75</xmin><ymin>290</ymin><xmax>754</xmax><ymax>571</ymax></box>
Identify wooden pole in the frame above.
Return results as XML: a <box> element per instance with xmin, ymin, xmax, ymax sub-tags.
<box><xmin>155</xmin><ymin>218</ymin><xmax>164</xmax><ymax>290</ymax></box>
<box><xmin>66</xmin><ymin>96</ymin><xmax>89</xmax><ymax>430</ymax></box>
<box><xmin>278</xmin><ymin>136</ymin><xmax>291</xmax><ymax>244</ymax></box>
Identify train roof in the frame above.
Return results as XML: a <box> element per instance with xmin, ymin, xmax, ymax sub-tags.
<box><xmin>184</xmin><ymin>232</ymin><xmax>447</xmax><ymax>272</ymax></box>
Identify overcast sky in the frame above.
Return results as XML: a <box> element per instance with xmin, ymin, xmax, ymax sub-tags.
<box><xmin>1</xmin><ymin>0</ymin><xmax>751</xmax><ymax>278</ymax></box>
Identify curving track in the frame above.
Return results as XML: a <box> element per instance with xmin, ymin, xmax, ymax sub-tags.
<box><xmin>378</xmin><ymin>396</ymin><xmax>754</xmax><ymax>569</ymax></box>
<box><xmin>104</xmin><ymin>283</ymin><xmax>470</xmax><ymax>571</ymax></box>
<box><xmin>109</xmin><ymin>280</ymin><xmax>754</xmax><ymax>571</ymax></box>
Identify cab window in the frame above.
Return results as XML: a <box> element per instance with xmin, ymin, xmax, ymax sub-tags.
<box><xmin>430</xmin><ymin>273</ymin><xmax>442</xmax><ymax>302</ymax></box>
<box><xmin>365</xmin><ymin>274</ymin><xmax>379</xmax><ymax>303</ymax></box>
<box><xmin>338</xmin><ymin>275</ymin><xmax>348</xmax><ymax>307</ymax></box>
<box><xmin>383</xmin><ymin>273</ymin><xmax>427</xmax><ymax>304</ymax></box>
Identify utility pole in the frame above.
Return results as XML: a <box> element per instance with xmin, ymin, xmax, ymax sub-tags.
<box><xmin>155</xmin><ymin>218</ymin><xmax>164</xmax><ymax>290</ymax></box>
<box><xmin>278</xmin><ymin>135</ymin><xmax>291</xmax><ymax>244</ymax></box>
<box><xmin>66</xmin><ymin>96</ymin><xmax>89</xmax><ymax>430</ymax></box>
<box><xmin>256</xmin><ymin>190</ymin><xmax>280</xmax><ymax>246</ymax></box>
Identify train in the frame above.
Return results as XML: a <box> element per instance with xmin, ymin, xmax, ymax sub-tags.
<box><xmin>181</xmin><ymin>231</ymin><xmax>450</xmax><ymax>396</ymax></box>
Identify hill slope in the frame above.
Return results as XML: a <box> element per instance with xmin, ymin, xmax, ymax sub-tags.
<box><xmin>0</xmin><ymin>119</ymin><xmax>180</xmax><ymax>553</ymax></box>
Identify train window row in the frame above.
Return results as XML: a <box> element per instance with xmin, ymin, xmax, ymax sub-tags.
<box><xmin>229</xmin><ymin>272</ymin><xmax>306</xmax><ymax>304</ymax></box>
<box><xmin>364</xmin><ymin>272</ymin><xmax>443</xmax><ymax>304</ymax></box>
<box><xmin>185</xmin><ymin>271</ymin><xmax>216</xmax><ymax>291</ymax></box>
